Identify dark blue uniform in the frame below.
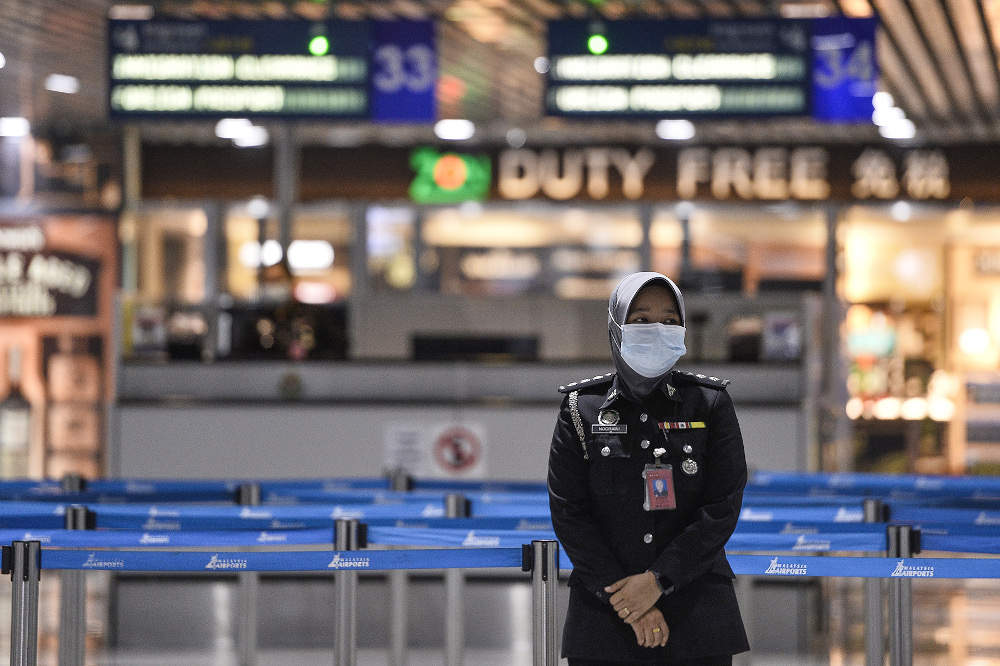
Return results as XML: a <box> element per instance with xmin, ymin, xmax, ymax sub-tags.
<box><xmin>548</xmin><ymin>370</ymin><xmax>750</xmax><ymax>663</ymax></box>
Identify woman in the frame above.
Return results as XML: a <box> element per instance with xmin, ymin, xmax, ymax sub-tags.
<box><xmin>547</xmin><ymin>272</ymin><xmax>749</xmax><ymax>665</ymax></box>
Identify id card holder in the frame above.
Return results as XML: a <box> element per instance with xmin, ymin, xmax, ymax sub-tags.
<box><xmin>642</xmin><ymin>464</ymin><xmax>676</xmax><ymax>511</ymax></box>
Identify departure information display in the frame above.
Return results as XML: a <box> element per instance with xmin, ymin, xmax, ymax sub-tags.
<box><xmin>108</xmin><ymin>18</ymin><xmax>436</xmax><ymax>121</ymax></box>
<box><xmin>546</xmin><ymin>18</ymin><xmax>876</xmax><ymax>120</ymax></box>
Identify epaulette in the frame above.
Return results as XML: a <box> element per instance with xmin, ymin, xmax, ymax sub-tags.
<box><xmin>558</xmin><ymin>372</ymin><xmax>614</xmax><ymax>394</ymax></box>
<box><xmin>672</xmin><ymin>370</ymin><xmax>731</xmax><ymax>389</ymax></box>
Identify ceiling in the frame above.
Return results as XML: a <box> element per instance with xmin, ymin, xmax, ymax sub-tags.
<box><xmin>1</xmin><ymin>0</ymin><xmax>999</xmax><ymax>145</ymax></box>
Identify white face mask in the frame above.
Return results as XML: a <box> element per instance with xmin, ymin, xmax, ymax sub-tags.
<box><xmin>620</xmin><ymin>323</ymin><xmax>686</xmax><ymax>378</ymax></box>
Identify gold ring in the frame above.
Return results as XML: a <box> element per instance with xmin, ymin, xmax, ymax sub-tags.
<box><xmin>652</xmin><ymin>627</ymin><xmax>661</xmax><ymax>633</ymax></box>
<box><xmin>623</xmin><ymin>607</ymin><xmax>629</xmax><ymax>615</ymax></box>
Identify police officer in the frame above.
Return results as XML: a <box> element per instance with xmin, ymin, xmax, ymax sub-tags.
<box><xmin>548</xmin><ymin>272</ymin><xmax>749</xmax><ymax>665</ymax></box>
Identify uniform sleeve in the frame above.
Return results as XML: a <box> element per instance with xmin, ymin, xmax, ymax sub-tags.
<box><xmin>647</xmin><ymin>388</ymin><xmax>747</xmax><ymax>590</ymax></box>
<box><xmin>547</xmin><ymin>395</ymin><xmax>628</xmax><ymax>603</ymax></box>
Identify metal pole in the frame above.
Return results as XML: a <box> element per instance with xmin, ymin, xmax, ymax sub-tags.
<box><xmin>864</xmin><ymin>499</ymin><xmax>887</xmax><ymax>666</ymax></box>
<box><xmin>237</xmin><ymin>484</ymin><xmax>261</xmax><ymax>666</ymax></box>
<box><xmin>388</xmin><ymin>569</ymin><xmax>407</xmax><ymax>666</ymax></box>
<box><xmin>444</xmin><ymin>494</ymin><xmax>470</xmax><ymax>666</ymax></box>
<box><xmin>531</xmin><ymin>540</ymin><xmax>559</xmax><ymax>666</ymax></box>
<box><xmin>887</xmin><ymin>525</ymin><xmax>916</xmax><ymax>666</ymax></box>
<box><xmin>334</xmin><ymin>518</ymin><xmax>361</xmax><ymax>666</ymax></box>
<box><xmin>59</xmin><ymin>506</ymin><xmax>91</xmax><ymax>666</ymax></box>
<box><xmin>388</xmin><ymin>470</ymin><xmax>412</xmax><ymax>666</ymax></box>
<box><xmin>10</xmin><ymin>540</ymin><xmax>41</xmax><ymax>666</ymax></box>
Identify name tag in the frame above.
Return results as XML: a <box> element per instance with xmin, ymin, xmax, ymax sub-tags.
<box><xmin>592</xmin><ymin>424</ymin><xmax>627</xmax><ymax>434</ymax></box>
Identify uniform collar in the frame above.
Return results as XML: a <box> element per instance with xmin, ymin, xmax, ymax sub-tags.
<box><xmin>603</xmin><ymin>374</ymin><xmax>680</xmax><ymax>409</ymax></box>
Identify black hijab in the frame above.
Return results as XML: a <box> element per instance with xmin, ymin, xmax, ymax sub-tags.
<box><xmin>607</xmin><ymin>272</ymin><xmax>686</xmax><ymax>401</ymax></box>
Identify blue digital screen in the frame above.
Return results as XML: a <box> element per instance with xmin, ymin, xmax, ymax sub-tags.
<box><xmin>810</xmin><ymin>17</ymin><xmax>878</xmax><ymax>122</ymax></box>
<box><xmin>370</xmin><ymin>20</ymin><xmax>437</xmax><ymax>123</ymax></box>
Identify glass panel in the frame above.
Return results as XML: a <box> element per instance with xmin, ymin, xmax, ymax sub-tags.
<box><xmin>418</xmin><ymin>204</ymin><xmax>642</xmax><ymax>299</ymax></box>
<box><xmin>366</xmin><ymin>206</ymin><xmax>416</xmax><ymax>291</ymax></box>
<box><xmin>290</xmin><ymin>205</ymin><xmax>353</xmax><ymax>304</ymax></box>
<box><xmin>652</xmin><ymin>204</ymin><xmax>826</xmax><ymax>293</ymax></box>
<box><xmin>122</xmin><ymin>206</ymin><xmax>207</xmax><ymax>305</ymax></box>
<box><xmin>224</xmin><ymin>200</ymin><xmax>279</xmax><ymax>303</ymax></box>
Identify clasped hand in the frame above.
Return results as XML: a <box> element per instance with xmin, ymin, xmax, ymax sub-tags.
<box><xmin>605</xmin><ymin>571</ymin><xmax>669</xmax><ymax>647</ymax></box>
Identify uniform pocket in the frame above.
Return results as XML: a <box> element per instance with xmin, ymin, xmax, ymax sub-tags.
<box><xmin>588</xmin><ymin>434</ymin><xmax>630</xmax><ymax>495</ymax></box>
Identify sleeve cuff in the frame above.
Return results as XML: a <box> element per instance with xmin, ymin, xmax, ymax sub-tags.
<box><xmin>649</xmin><ymin>571</ymin><xmax>675</xmax><ymax>597</ymax></box>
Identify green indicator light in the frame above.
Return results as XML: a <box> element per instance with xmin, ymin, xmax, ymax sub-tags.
<box><xmin>309</xmin><ymin>35</ymin><xmax>330</xmax><ymax>56</ymax></box>
<box><xmin>588</xmin><ymin>34</ymin><xmax>608</xmax><ymax>55</ymax></box>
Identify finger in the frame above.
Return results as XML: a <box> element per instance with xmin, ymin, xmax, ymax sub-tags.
<box><xmin>604</xmin><ymin>579</ymin><xmax>626</xmax><ymax>593</ymax></box>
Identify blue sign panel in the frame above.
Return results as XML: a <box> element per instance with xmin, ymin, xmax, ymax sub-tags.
<box><xmin>107</xmin><ymin>19</ymin><xmax>371</xmax><ymax>118</ymax></box>
<box><xmin>545</xmin><ymin>19</ymin><xmax>813</xmax><ymax>118</ymax></box>
<box><xmin>370</xmin><ymin>20</ymin><xmax>437</xmax><ymax>123</ymax></box>
<box><xmin>810</xmin><ymin>17</ymin><xmax>878</xmax><ymax>122</ymax></box>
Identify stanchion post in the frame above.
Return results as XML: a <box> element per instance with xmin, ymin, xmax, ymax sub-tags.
<box><xmin>887</xmin><ymin>524</ymin><xmax>919</xmax><ymax>666</ymax></box>
<box><xmin>864</xmin><ymin>499</ymin><xmax>887</xmax><ymax>666</ymax></box>
<box><xmin>387</xmin><ymin>469</ymin><xmax>414</xmax><ymax>492</ymax></box>
<box><xmin>8</xmin><ymin>540</ymin><xmax>41</xmax><ymax>666</ymax></box>
<box><xmin>60</xmin><ymin>474</ymin><xmax>85</xmax><ymax>494</ymax></box>
<box><xmin>236</xmin><ymin>483</ymin><xmax>261</xmax><ymax>666</ymax></box>
<box><xmin>444</xmin><ymin>493</ymin><xmax>470</xmax><ymax>666</ymax></box>
<box><xmin>527</xmin><ymin>540</ymin><xmax>559</xmax><ymax>666</ymax></box>
<box><xmin>59</xmin><ymin>506</ymin><xmax>92</xmax><ymax>666</ymax></box>
<box><xmin>386</xmin><ymin>469</ymin><xmax>412</xmax><ymax>666</ymax></box>
<box><xmin>334</xmin><ymin>518</ymin><xmax>363</xmax><ymax>666</ymax></box>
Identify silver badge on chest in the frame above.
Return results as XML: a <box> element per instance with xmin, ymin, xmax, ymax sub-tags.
<box><xmin>681</xmin><ymin>458</ymin><xmax>698</xmax><ymax>475</ymax></box>
<box><xmin>598</xmin><ymin>410</ymin><xmax>619</xmax><ymax>425</ymax></box>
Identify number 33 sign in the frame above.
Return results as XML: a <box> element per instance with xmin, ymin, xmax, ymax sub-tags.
<box><xmin>371</xmin><ymin>20</ymin><xmax>437</xmax><ymax>123</ymax></box>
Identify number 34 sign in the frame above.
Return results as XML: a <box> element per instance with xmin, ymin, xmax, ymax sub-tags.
<box><xmin>371</xmin><ymin>20</ymin><xmax>437</xmax><ymax>123</ymax></box>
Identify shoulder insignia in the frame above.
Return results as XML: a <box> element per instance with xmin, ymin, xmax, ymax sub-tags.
<box><xmin>672</xmin><ymin>370</ymin><xmax>731</xmax><ymax>389</ymax></box>
<box><xmin>558</xmin><ymin>372</ymin><xmax>614</xmax><ymax>394</ymax></box>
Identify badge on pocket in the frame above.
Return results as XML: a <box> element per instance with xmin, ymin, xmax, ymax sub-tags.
<box><xmin>642</xmin><ymin>464</ymin><xmax>676</xmax><ymax>511</ymax></box>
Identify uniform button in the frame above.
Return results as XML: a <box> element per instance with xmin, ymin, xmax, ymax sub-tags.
<box><xmin>643</xmin><ymin>533</ymin><xmax>653</xmax><ymax>544</ymax></box>
<box><xmin>601</xmin><ymin>446</ymin><xmax>611</xmax><ymax>457</ymax></box>
<box><xmin>640</xmin><ymin>439</ymin><xmax>650</xmax><ymax>449</ymax></box>
<box><xmin>640</xmin><ymin>413</ymin><xmax>648</xmax><ymax>422</ymax></box>
<box><xmin>683</xmin><ymin>444</ymin><xmax>693</xmax><ymax>454</ymax></box>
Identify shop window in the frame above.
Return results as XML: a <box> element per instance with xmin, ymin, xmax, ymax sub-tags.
<box><xmin>413</xmin><ymin>203</ymin><xmax>642</xmax><ymax>299</ymax></box>
<box><xmin>367</xmin><ymin>206</ymin><xmax>417</xmax><ymax>291</ymax></box>
<box><xmin>651</xmin><ymin>205</ymin><xmax>826</xmax><ymax>293</ymax></box>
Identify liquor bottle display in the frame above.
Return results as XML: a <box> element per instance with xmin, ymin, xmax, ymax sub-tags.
<box><xmin>45</xmin><ymin>336</ymin><xmax>102</xmax><ymax>478</ymax></box>
<box><xmin>0</xmin><ymin>345</ymin><xmax>32</xmax><ymax>477</ymax></box>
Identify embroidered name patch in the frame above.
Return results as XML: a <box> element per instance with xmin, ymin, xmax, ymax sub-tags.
<box><xmin>592</xmin><ymin>424</ymin><xmax>627</xmax><ymax>434</ymax></box>
<box><xmin>658</xmin><ymin>421</ymin><xmax>706</xmax><ymax>430</ymax></box>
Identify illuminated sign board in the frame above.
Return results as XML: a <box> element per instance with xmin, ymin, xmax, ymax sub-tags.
<box><xmin>108</xmin><ymin>19</ymin><xmax>436</xmax><ymax>121</ymax></box>
<box><xmin>546</xmin><ymin>19</ymin><xmax>876</xmax><ymax>120</ymax></box>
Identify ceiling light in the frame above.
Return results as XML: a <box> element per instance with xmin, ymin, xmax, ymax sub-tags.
<box><xmin>872</xmin><ymin>91</ymin><xmax>894</xmax><ymax>109</ymax></box>
<box><xmin>0</xmin><ymin>53</ymin><xmax>6</xmax><ymax>69</ymax></box>
<box><xmin>247</xmin><ymin>196</ymin><xmax>270</xmax><ymax>220</ymax></box>
<box><xmin>872</xmin><ymin>106</ymin><xmax>904</xmax><ymax>127</ymax></box>
<box><xmin>287</xmin><ymin>240</ymin><xmax>335</xmax><ymax>271</ymax></box>
<box><xmin>655</xmin><ymin>119</ymin><xmax>696</xmax><ymax>140</ymax></box>
<box><xmin>434</xmin><ymin>119</ymin><xmax>475</xmax><ymax>141</ymax></box>
<box><xmin>45</xmin><ymin>74</ymin><xmax>80</xmax><ymax>94</ymax></box>
<box><xmin>233</xmin><ymin>126</ymin><xmax>269</xmax><ymax>148</ymax></box>
<box><xmin>890</xmin><ymin>200</ymin><xmax>912</xmax><ymax>221</ymax></box>
<box><xmin>878</xmin><ymin>118</ymin><xmax>916</xmax><ymax>140</ymax></box>
<box><xmin>0</xmin><ymin>117</ymin><xmax>30</xmax><ymax>137</ymax></box>
<box><xmin>215</xmin><ymin>118</ymin><xmax>253</xmax><ymax>139</ymax></box>
<box><xmin>959</xmin><ymin>327</ymin><xmax>991</xmax><ymax>355</ymax></box>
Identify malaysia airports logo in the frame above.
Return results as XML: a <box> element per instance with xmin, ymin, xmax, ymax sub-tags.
<box><xmin>462</xmin><ymin>531</ymin><xmax>501</xmax><ymax>547</ymax></box>
<box><xmin>256</xmin><ymin>531</ymin><xmax>289</xmax><ymax>544</ymax></box>
<box><xmin>974</xmin><ymin>512</ymin><xmax>1000</xmax><ymax>526</ymax></box>
<box><xmin>239</xmin><ymin>507</ymin><xmax>273</xmax><ymax>520</ymax></box>
<box><xmin>143</xmin><ymin>507</ymin><xmax>181</xmax><ymax>531</ymax></box>
<box><xmin>791</xmin><ymin>535</ymin><xmax>831</xmax><ymax>551</ymax></box>
<box><xmin>890</xmin><ymin>560</ymin><xmax>934</xmax><ymax>578</ymax></box>
<box><xmin>764</xmin><ymin>557</ymin><xmax>808</xmax><ymax>575</ymax></box>
<box><xmin>740</xmin><ymin>508</ymin><xmax>773</xmax><ymax>521</ymax></box>
<box><xmin>327</xmin><ymin>553</ymin><xmax>371</xmax><ymax>569</ymax></box>
<box><xmin>20</xmin><ymin>532</ymin><xmax>52</xmax><ymax>544</ymax></box>
<box><xmin>205</xmin><ymin>554</ymin><xmax>248</xmax><ymax>570</ymax></box>
<box><xmin>81</xmin><ymin>553</ymin><xmax>125</xmax><ymax>569</ymax></box>
<box><xmin>330</xmin><ymin>506</ymin><xmax>365</xmax><ymax>519</ymax></box>
<box><xmin>833</xmin><ymin>507</ymin><xmax>863</xmax><ymax>522</ymax></box>
<box><xmin>138</xmin><ymin>533</ymin><xmax>171</xmax><ymax>545</ymax></box>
